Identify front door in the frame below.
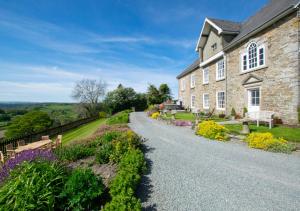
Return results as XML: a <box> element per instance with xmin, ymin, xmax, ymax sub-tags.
<box><xmin>248</xmin><ymin>88</ymin><xmax>260</xmax><ymax>112</ymax></box>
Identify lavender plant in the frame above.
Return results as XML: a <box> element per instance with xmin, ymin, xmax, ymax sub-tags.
<box><xmin>0</xmin><ymin>148</ymin><xmax>56</xmax><ymax>184</ymax></box>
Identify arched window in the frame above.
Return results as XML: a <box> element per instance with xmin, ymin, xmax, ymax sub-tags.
<box><xmin>248</xmin><ymin>43</ymin><xmax>257</xmax><ymax>69</ymax></box>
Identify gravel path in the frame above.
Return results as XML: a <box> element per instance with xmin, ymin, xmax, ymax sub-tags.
<box><xmin>129</xmin><ymin>112</ymin><xmax>300</xmax><ymax>211</ymax></box>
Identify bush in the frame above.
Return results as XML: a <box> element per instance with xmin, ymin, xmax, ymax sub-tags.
<box><xmin>109</xmin><ymin>131</ymin><xmax>142</xmax><ymax>163</ymax></box>
<box><xmin>243</xmin><ymin>107</ymin><xmax>248</xmax><ymax>117</ymax></box>
<box><xmin>96</xmin><ymin>143</ymin><xmax>113</xmax><ymax>164</ymax></box>
<box><xmin>104</xmin><ymin>149</ymin><xmax>145</xmax><ymax>211</ymax></box>
<box><xmin>246</xmin><ymin>132</ymin><xmax>294</xmax><ymax>153</ymax></box>
<box><xmin>107</xmin><ymin>110</ymin><xmax>130</xmax><ymax>125</ymax></box>
<box><xmin>197</xmin><ymin>120</ymin><xmax>229</xmax><ymax>141</ymax></box>
<box><xmin>231</xmin><ymin>108</ymin><xmax>236</xmax><ymax>117</ymax></box>
<box><xmin>103</xmin><ymin>192</ymin><xmax>142</xmax><ymax>211</ymax></box>
<box><xmin>59</xmin><ymin>168</ymin><xmax>104</xmax><ymax>210</ymax></box>
<box><xmin>55</xmin><ymin>144</ymin><xmax>95</xmax><ymax>161</ymax></box>
<box><xmin>99</xmin><ymin>111</ymin><xmax>108</xmax><ymax>118</ymax></box>
<box><xmin>298</xmin><ymin>106</ymin><xmax>300</xmax><ymax>124</ymax></box>
<box><xmin>151</xmin><ymin>112</ymin><xmax>160</xmax><ymax>119</ymax></box>
<box><xmin>0</xmin><ymin>149</ymin><xmax>56</xmax><ymax>184</ymax></box>
<box><xmin>0</xmin><ymin>160</ymin><xmax>68</xmax><ymax>210</ymax></box>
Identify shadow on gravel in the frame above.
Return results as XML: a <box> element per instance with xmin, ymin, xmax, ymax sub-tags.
<box><xmin>137</xmin><ymin>141</ymin><xmax>157</xmax><ymax>211</ymax></box>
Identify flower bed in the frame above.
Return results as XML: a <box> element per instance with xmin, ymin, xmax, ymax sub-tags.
<box><xmin>0</xmin><ymin>110</ymin><xmax>146</xmax><ymax>210</ymax></box>
<box><xmin>196</xmin><ymin>120</ymin><xmax>229</xmax><ymax>141</ymax></box>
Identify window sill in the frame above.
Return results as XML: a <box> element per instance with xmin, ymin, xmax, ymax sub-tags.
<box><xmin>203</xmin><ymin>83</ymin><xmax>209</xmax><ymax>85</ymax></box>
<box><xmin>216</xmin><ymin>107</ymin><xmax>225</xmax><ymax>111</ymax></box>
<box><xmin>240</xmin><ymin>65</ymin><xmax>267</xmax><ymax>75</ymax></box>
<box><xmin>190</xmin><ymin>86</ymin><xmax>195</xmax><ymax>89</ymax></box>
<box><xmin>203</xmin><ymin>106</ymin><xmax>210</xmax><ymax>109</ymax></box>
<box><xmin>216</xmin><ymin>78</ymin><xmax>225</xmax><ymax>82</ymax></box>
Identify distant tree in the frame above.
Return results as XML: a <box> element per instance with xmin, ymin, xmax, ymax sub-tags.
<box><xmin>0</xmin><ymin>114</ymin><xmax>10</xmax><ymax>122</ymax></box>
<box><xmin>104</xmin><ymin>85</ymin><xmax>147</xmax><ymax>113</ymax></box>
<box><xmin>159</xmin><ymin>84</ymin><xmax>172</xmax><ymax>102</ymax></box>
<box><xmin>5</xmin><ymin>111</ymin><xmax>52</xmax><ymax>139</ymax></box>
<box><xmin>72</xmin><ymin>79</ymin><xmax>107</xmax><ymax>117</ymax></box>
<box><xmin>0</xmin><ymin>109</ymin><xmax>5</xmax><ymax>114</ymax></box>
<box><xmin>146</xmin><ymin>84</ymin><xmax>161</xmax><ymax>105</ymax></box>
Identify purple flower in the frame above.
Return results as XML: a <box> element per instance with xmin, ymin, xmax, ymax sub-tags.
<box><xmin>0</xmin><ymin>148</ymin><xmax>56</xmax><ymax>184</ymax></box>
<box><xmin>174</xmin><ymin>120</ymin><xmax>192</xmax><ymax>127</ymax></box>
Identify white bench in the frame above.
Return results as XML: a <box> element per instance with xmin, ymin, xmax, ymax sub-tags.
<box><xmin>246</xmin><ymin>111</ymin><xmax>275</xmax><ymax>129</ymax></box>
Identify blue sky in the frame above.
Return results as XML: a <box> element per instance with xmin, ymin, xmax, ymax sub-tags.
<box><xmin>0</xmin><ymin>0</ymin><xmax>268</xmax><ymax>102</ymax></box>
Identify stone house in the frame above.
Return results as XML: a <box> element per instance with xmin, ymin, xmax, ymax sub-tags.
<box><xmin>177</xmin><ymin>0</ymin><xmax>300</xmax><ymax>125</ymax></box>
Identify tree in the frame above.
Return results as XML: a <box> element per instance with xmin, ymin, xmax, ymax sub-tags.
<box><xmin>159</xmin><ymin>84</ymin><xmax>172</xmax><ymax>102</ymax></box>
<box><xmin>5</xmin><ymin>111</ymin><xmax>52</xmax><ymax>139</ymax></box>
<box><xmin>72</xmin><ymin>79</ymin><xmax>107</xmax><ymax>117</ymax></box>
<box><xmin>146</xmin><ymin>84</ymin><xmax>161</xmax><ymax>105</ymax></box>
<box><xmin>103</xmin><ymin>85</ymin><xmax>147</xmax><ymax>114</ymax></box>
<box><xmin>0</xmin><ymin>109</ymin><xmax>5</xmax><ymax>114</ymax></box>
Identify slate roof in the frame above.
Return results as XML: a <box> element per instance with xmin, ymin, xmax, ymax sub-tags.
<box><xmin>176</xmin><ymin>58</ymin><xmax>200</xmax><ymax>79</ymax></box>
<box><xmin>225</xmin><ymin>0</ymin><xmax>299</xmax><ymax>49</ymax></box>
<box><xmin>208</xmin><ymin>18</ymin><xmax>241</xmax><ymax>33</ymax></box>
<box><xmin>177</xmin><ymin>0</ymin><xmax>299</xmax><ymax>79</ymax></box>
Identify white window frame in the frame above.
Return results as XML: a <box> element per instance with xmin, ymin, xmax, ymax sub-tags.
<box><xmin>216</xmin><ymin>59</ymin><xmax>225</xmax><ymax>81</ymax></box>
<box><xmin>203</xmin><ymin>93</ymin><xmax>209</xmax><ymax>109</ymax></box>
<box><xmin>240</xmin><ymin>42</ymin><xmax>266</xmax><ymax>73</ymax></box>
<box><xmin>191</xmin><ymin>95</ymin><xmax>196</xmax><ymax>108</ymax></box>
<box><xmin>203</xmin><ymin>68</ymin><xmax>209</xmax><ymax>84</ymax></box>
<box><xmin>216</xmin><ymin>91</ymin><xmax>225</xmax><ymax>110</ymax></box>
<box><xmin>190</xmin><ymin>74</ymin><xmax>196</xmax><ymax>88</ymax></box>
<box><xmin>181</xmin><ymin>79</ymin><xmax>186</xmax><ymax>91</ymax></box>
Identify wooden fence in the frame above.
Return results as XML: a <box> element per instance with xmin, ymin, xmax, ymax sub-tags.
<box><xmin>0</xmin><ymin>116</ymin><xmax>98</xmax><ymax>155</ymax></box>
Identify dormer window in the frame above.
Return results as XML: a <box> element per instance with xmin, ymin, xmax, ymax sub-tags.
<box><xmin>211</xmin><ymin>43</ymin><xmax>217</xmax><ymax>51</ymax></box>
<box><xmin>241</xmin><ymin>42</ymin><xmax>265</xmax><ymax>72</ymax></box>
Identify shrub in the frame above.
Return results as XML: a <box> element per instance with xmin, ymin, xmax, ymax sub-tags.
<box><xmin>0</xmin><ymin>149</ymin><xmax>56</xmax><ymax>184</ymax></box>
<box><xmin>231</xmin><ymin>108</ymin><xmax>236</xmax><ymax>117</ymax></box>
<box><xmin>246</xmin><ymin>132</ymin><xmax>294</xmax><ymax>153</ymax></box>
<box><xmin>96</xmin><ymin>143</ymin><xmax>113</xmax><ymax>164</ymax></box>
<box><xmin>0</xmin><ymin>160</ymin><xmax>68</xmax><ymax>210</ymax></box>
<box><xmin>109</xmin><ymin>131</ymin><xmax>142</xmax><ymax>163</ymax></box>
<box><xmin>59</xmin><ymin>168</ymin><xmax>104</xmax><ymax>210</ymax></box>
<box><xmin>99</xmin><ymin>111</ymin><xmax>108</xmax><ymax>118</ymax></box>
<box><xmin>151</xmin><ymin>112</ymin><xmax>160</xmax><ymax>119</ymax></box>
<box><xmin>243</xmin><ymin>107</ymin><xmax>248</xmax><ymax>117</ymax></box>
<box><xmin>107</xmin><ymin>110</ymin><xmax>130</xmax><ymax>125</ymax></box>
<box><xmin>105</xmin><ymin>149</ymin><xmax>145</xmax><ymax>211</ymax></box>
<box><xmin>55</xmin><ymin>144</ymin><xmax>95</xmax><ymax>161</ymax></box>
<box><xmin>197</xmin><ymin>120</ymin><xmax>229</xmax><ymax>141</ymax></box>
<box><xmin>218</xmin><ymin>113</ymin><xmax>226</xmax><ymax>118</ymax></box>
<box><xmin>298</xmin><ymin>106</ymin><xmax>300</xmax><ymax>124</ymax></box>
<box><xmin>103</xmin><ymin>193</ymin><xmax>142</xmax><ymax>211</ymax></box>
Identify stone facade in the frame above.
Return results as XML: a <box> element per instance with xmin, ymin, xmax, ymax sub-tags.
<box><xmin>178</xmin><ymin>11</ymin><xmax>300</xmax><ymax>125</ymax></box>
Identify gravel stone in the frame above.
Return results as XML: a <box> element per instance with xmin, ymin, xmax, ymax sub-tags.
<box><xmin>129</xmin><ymin>112</ymin><xmax>300</xmax><ymax>211</ymax></box>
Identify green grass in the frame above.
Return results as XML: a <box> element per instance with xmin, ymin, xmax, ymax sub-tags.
<box><xmin>225</xmin><ymin>124</ymin><xmax>300</xmax><ymax>143</ymax></box>
<box><xmin>62</xmin><ymin>118</ymin><xmax>106</xmax><ymax>145</ymax></box>
<box><xmin>165</xmin><ymin>112</ymin><xmax>226</xmax><ymax>122</ymax></box>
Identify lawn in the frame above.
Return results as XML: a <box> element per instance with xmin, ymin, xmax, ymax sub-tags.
<box><xmin>165</xmin><ymin>112</ymin><xmax>226</xmax><ymax>122</ymax></box>
<box><xmin>225</xmin><ymin>124</ymin><xmax>300</xmax><ymax>142</ymax></box>
<box><xmin>62</xmin><ymin>118</ymin><xmax>106</xmax><ymax>144</ymax></box>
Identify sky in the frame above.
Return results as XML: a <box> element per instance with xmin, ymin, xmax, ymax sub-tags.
<box><xmin>0</xmin><ymin>0</ymin><xmax>268</xmax><ymax>102</ymax></box>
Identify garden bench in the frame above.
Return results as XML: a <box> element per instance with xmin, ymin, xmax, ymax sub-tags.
<box><xmin>246</xmin><ymin>111</ymin><xmax>275</xmax><ymax>129</ymax></box>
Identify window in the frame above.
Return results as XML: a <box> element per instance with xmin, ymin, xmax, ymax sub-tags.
<box><xmin>191</xmin><ymin>95</ymin><xmax>196</xmax><ymax>108</ymax></box>
<box><xmin>241</xmin><ymin>42</ymin><xmax>265</xmax><ymax>72</ymax></box>
<box><xmin>216</xmin><ymin>91</ymin><xmax>225</xmax><ymax>110</ymax></box>
<box><xmin>216</xmin><ymin>59</ymin><xmax>225</xmax><ymax>80</ymax></box>
<box><xmin>248</xmin><ymin>43</ymin><xmax>257</xmax><ymax>69</ymax></box>
<box><xmin>203</xmin><ymin>94</ymin><xmax>209</xmax><ymax>109</ymax></box>
<box><xmin>211</xmin><ymin>43</ymin><xmax>217</xmax><ymax>51</ymax></box>
<box><xmin>258</xmin><ymin>46</ymin><xmax>265</xmax><ymax>66</ymax></box>
<box><xmin>250</xmin><ymin>88</ymin><xmax>260</xmax><ymax>106</ymax></box>
<box><xmin>190</xmin><ymin>74</ymin><xmax>196</xmax><ymax>88</ymax></box>
<box><xmin>203</xmin><ymin>68</ymin><xmax>209</xmax><ymax>84</ymax></box>
<box><xmin>181</xmin><ymin>79</ymin><xmax>186</xmax><ymax>91</ymax></box>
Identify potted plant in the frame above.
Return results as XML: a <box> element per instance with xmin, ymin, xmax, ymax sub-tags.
<box><xmin>231</xmin><ymin>108</ymin><xmax>236</xmax><ymax>120</ymax></box>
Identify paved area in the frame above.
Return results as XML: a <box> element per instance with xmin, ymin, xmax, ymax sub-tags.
<box><xmin>129</xmin><ymin>112</ymin><xmax>300</xmax><ymax>211</ymax></box>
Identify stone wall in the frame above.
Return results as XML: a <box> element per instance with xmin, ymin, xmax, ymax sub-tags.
<box><xmin>226</xmin><ymin>11</ymin><xmax>299</xmax><ymax>124</ymax></box>
<box><xmin>178</xmin><ymin>11</ymin><xmax>299</xmax><ymax>124</ymax></box>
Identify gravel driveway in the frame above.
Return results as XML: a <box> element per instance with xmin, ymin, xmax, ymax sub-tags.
<box><xmin>129</xmin><ymin>112</ymin><xmax>300</xmax><ymax>211</ymax></box>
